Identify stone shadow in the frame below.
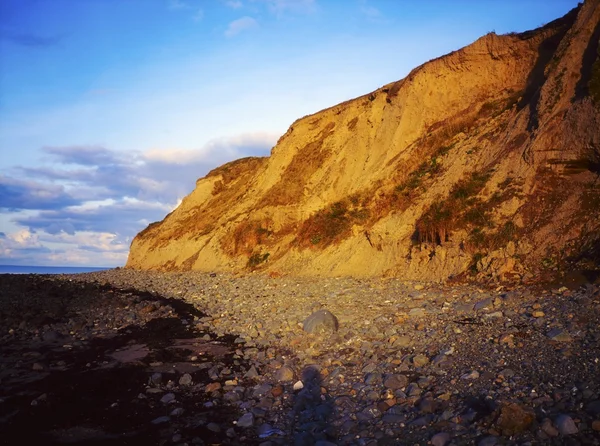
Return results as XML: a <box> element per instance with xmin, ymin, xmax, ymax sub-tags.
<box><xmin>290</xmin><ymin>365</ymin><xmax>336</xmax><ymax>446</ymax></box>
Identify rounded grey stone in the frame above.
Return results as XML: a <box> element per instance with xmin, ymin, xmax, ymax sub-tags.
<box><xmin>303</xmin><ymin>310</ymin><xmax>339</xmax><ymax>334</ymax></box>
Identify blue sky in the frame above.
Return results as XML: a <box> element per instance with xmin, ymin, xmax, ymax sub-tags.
<box><xmin>0</xmin><ymin>0</ymin><xmax>581</xmax><ymax>266</ymax></box>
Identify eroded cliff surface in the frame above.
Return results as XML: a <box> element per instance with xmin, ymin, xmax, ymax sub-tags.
<box><xmin>127</xmin><ymin>1</ymin><xmax>600</xmax><ymax>282</ymax></box>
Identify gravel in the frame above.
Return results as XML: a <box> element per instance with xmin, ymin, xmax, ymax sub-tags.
<box><xmin>1</xmin><ymin>268</ymin><xmax>599</xmax><ymax>445</ymax></box>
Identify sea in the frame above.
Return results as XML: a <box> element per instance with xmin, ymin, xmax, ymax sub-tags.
<box><xmin>0</xmin><ymin>265</ymin><xmax>111</xmax><ymax>275</ymax></box>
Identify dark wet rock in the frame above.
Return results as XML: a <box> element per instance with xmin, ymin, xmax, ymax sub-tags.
<box><xmin>303</xmin><ymin>310</ymin><xmax>339</xmax><ymax>334</ymax></box>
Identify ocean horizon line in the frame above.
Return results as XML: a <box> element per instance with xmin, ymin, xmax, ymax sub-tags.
<box><xmin>0</xmin><ymin>265</ymin><xmax>116</xmax><ymax>275</ymax></box>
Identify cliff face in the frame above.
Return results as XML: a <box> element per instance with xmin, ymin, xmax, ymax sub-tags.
<box><xmin>127</xmin><ymin>1</ymin><xmax>600</xmax><ymax>282</ymax></box>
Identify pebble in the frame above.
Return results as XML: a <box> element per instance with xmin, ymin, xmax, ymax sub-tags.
<box><xmin>160</xmin><ymin>393</ymin><xmax>176</xmax><ymax>404</ymax></box>
<box><xmin>179</xmin><ymin>373</ymin><xmax>192</xmax><ymax>386</ymax></box>
<box><xmin>275</xmin><ymin>365</ymin><xmax>295</xmax><ymax>382</ymax></box>
<box><xmin>431</xmin><ymin>432</ymin><xmax>450</xmax><ymax>446</ymax></box>
<box><xmin>236</xmin><ymin>412</ymin><xmax>254</xmax><ymax>428</ymax></box>
<box><xmin>555</xmin><ymin>414</ymin><xmax>579</xmax><ymax>435</ymax></box>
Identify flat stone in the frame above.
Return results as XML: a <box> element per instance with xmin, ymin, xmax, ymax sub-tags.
<box><xmin>303</xmin><ymin>310</ymin><xmax>339</xmax><ymax>334</ymax></box>
<box><xmin>160</xmin><ymin>393</ymin><xmax>176</xmax><ymax>404</ymax></box>
<box><xmin>555</xmin><ymin>414</ymin><xmax>578</xmax><ymax>435</ymax></box>
<box><xmin>409</xmin><ymin>308</ymin><xmax>426</xmax><ymax>317</ymax></box>
<box><xmin>236</xmin><ymin>412</ymin><xmax>254</xmax><ymax>428</ymax></box>
<box><xmin>461</xmin><ymin>370</ymin><xmax>479</xmax><ymax>380</ymax></box>
<box><xmin>477</xmin><ymin>436</ymin><xmax>498</xmax><ymax>446</ymax></box>
<box><xmin>384</xmin><ymin>374</ymin><xmax>408</xmax><ymax>390</ymax></box>
<box><xmin>495</xmin><ymin>403</ymin><xmax>535</xmax><ymax>435</ymax></box>
<box><xmin>151</xmin><ymin>416</ymin><xmax>170</xmax><ymax>425</ymax></box>
<box><xmin>474</xmin><ymin>298</ymin><xmax>493</xmax><ymax>311</ymax></box>
<box><xmin>244</xmin><ymin>365</ymin><xmax>259</xmax><ymax>379</ymax></box>
<box><xmin>454</xmin><ymin>303</ymin><xmax>474</xmax><ymax>313</ymax></box>
<box><xmin>431</xmin><ymin>432</ymin><xmax>450</xmax><ymax>446</ymax></box>
<box><xmin>547</xmin><ymin>328</ymin><xmax>572</xmax><ymax>342</ymax></box>
<box><xmin>393</xmin><ymin>335</ymin><xmax>412</xmax><ymax>347</ymax></box>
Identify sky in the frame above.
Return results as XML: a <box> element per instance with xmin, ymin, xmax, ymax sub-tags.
<box><xmin>0</xmin><ymin>0</ymin><xmax>582</xmax><ymax>267</ymax></box>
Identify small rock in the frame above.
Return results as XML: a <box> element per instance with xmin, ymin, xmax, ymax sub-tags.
<box><xmin>412</xmin><ymin>354</ymin><xmax>429</xmax><ymax>367</ymax></box>
<box><xmin>207</xmin><ymin>422</ymin><xmax>221</xmax><ymax>432</ymax></box>
<box><xmin>151</xmin><ymin>416</ymin><xmax>170</xmax><ymax>425</ymax></box>
<box><xmin>591</xmin><ymin>420</ymin><xmax>600</xmax><ymax>431</ymax></box>
<box><xmin>179</xmin><ymin>373</ymin><xmax>192</xmax><ymax>386</ymax></box>
<box><xmin>478</xmin><ymin>436</ymin><xmax>498</xmax><ymax>446</ymax></box>
<box><xmin>555</xmin><ymin>414</ymin><xmax>578</xmax><ymax>435</ymax></box>
<box><xmin>540</xmin><ymin>418</ymin><xmax>559</xmax><ymax>437</ymax></box>
<box><xmin>293</xmin><ymin>380</ymin><xmax>304</xmax><ymax>391</ymax></box>
<box><xmin>170</xmin><ymin>407</ymin><xmax>184</xmax><ymax>417</ymax></box>
<box><xmin>275</xmin><ymin>366</ymin><xmax>295</xmax><ymax>382</ymax></box>
<box><xmin>409</xmin><ymin>308</ymin><xmax>426</xmax><ymax>317</ymax></box>
<box><xmin>431</xmin><ymin>432</ymin><xmax>450</xmax><ymax>446</ymax></box>
<box><xmin>393</xmin><ymin>335</ymin><xmax>412</xmax><ymax>347</ymax></box>
<box><xmin>32</xmin><ymin>362</ymin><xmax>44</xmax><ymax>371</ymax></box>
<box><xmin>160</xmin><ymin>393</ymin><xmax>176</xmax><ymax>404</ymax></box>
<box><xmin>244</xmin><ymin>365</ymin><xmax>259</xmax><ymax>379</ymax></box>
<box><xmin>461</xmin><ymin>370</ymin><xmax>480</xmax><ymax>380</ymax></box>
<box><xmin>150</xmin><ymin>372</ymin><xmax>162</xmax><ymax>386</ymax></box>
<box><xmin>236</xmin><ymin>412</ymin><xmax>254</xmax><ymax>428</ymax></box>
<box><xmin>532</xmin><ymin>311</ymin><xmax>545</xmax><ymax>318</ymax></box>
<box><xmin>384</xmin><ymin>374</ymin><xmax>408</xmax><ymax>390</ymax></box>
<box><xmin>205</xmin><ymin>382</ymin><xmax>222</xmax><ymax>393</ymax></box>
<box><xmin>414</xmin><ymin>284</ymin><xmax>425</xmax><ymax>291</ymax></box>
<box><xmin>496</xmin><ymin>403</ymin><xmax>535</xmax><ymax>435</ymax></box>
<box><xmin>474</xmin><ymin>298</ymin><xmax>493</xmax><ymax>311</ymax></box>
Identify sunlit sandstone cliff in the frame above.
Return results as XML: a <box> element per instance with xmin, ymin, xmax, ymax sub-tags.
<box><xmin>127</xmin><ymin>1</ymin><xmax>600</xmax><ymax>282</ymax></box>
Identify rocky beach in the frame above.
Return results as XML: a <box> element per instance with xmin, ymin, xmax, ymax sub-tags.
<box><xmin>1</xmin><ymin>269</ymin><xmax>599</xmax><ymax>445</ymax></box>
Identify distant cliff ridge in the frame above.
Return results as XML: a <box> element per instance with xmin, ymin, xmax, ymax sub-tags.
<box><xmin>127</xmin><ymin>0</ymin><xmax>600</xmax><ymax>282</ymax></box>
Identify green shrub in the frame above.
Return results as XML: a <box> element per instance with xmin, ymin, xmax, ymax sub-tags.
<box><xmin>247</xmin><ymin>252</ymin><xmax>270</xmax><ymax>269</ymax></box>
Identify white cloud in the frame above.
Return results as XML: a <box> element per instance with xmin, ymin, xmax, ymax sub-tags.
<box><xmin>255</xmin><ymin>0</ymin><xmax>316</xmax><ymax>15</ymax></box>
<box><xmin>225</xmin><ymin>16</ymin><xmax>259</xmax><ymax>37</ymax></box>
<box><xmin>168</xmin><ymin>0</ymin><xmax>190</xmax><ymax>10</ymax></box>
<box><xmin>361</xmin><ymin>5</ymin><xmax>380</xmax><ymax>19</ymax></box>
<box><xmin>143</xmin><ymin>132</ymin><xmax>278</xmax><ymax>164</ymax></box>
<box><xmin>226</xmin><ymin>0</ymin><xmax>243</xmax><ymax>8</ymax></box>
<box><xmin>1</xmin><ymin>132</ymin><xmax>277</xmax><ymax>266</ymax></box>
<box><xmin>193</xmin><ymin>9</ymin><xmax>204</xmax><ymax>21</ymax></box>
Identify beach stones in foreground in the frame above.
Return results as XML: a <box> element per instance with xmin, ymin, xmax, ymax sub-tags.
<box><xmin>303</xmin><ymin>309</ymin><xmax>339</xmax><ymax>334</ymax></box>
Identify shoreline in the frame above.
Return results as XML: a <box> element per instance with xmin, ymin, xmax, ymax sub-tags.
<box><xmin>1</xmin><ymin>270</ymin><xmax>599</xmax><ymax>444</ymax></box>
